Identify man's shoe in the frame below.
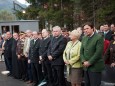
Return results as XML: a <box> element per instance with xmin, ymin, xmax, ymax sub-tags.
<box><xmin>7</xmin><ymin>73</ymin><xmax>12</xmax><ymax>77</ymax></box>
<box><xmin>26</xmin><ymin>80</ymin><xmax>33</xmax><ymax>84</ymax></box>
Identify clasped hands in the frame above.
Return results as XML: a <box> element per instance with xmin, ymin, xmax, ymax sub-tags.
<box><xmin>48</xmin><ymin>55</ymin><xmax>53</xmax><ymax>61</ymax></box>
<box><xmin>64</xmin><ymin>60</ymin><xmax>70</xmax><ymax>65</ymax></box>
<box><xmin>111</xmin><ymin>63</ymin><xmax>115</xmax><ymax>67</ymax></box>
<box><xmin>83</xmin><ymin>61</ymin><xmax>91</xmax><ymax>67</ymax></box>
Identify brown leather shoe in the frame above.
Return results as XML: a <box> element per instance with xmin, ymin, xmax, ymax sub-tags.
<box><xmin>26</xmin><ymin>80</ymin><xmax>33</xmax><ymax>84</ymax></box>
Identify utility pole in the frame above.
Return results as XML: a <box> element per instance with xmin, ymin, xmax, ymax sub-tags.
<box><xmin>61</xmin><ymin>0</ymin><xmax>63</xmax><ymax>10</ymax></box>
<box><xmin>93</xmin><ymin>0</ymin><xmax>96</xmax><ymax>27</ymax></box>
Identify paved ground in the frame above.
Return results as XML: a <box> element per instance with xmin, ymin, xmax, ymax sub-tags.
<box><xmin>0</xmin><ymin>62</ymin><xmax>30</xmax><ymax>86</ymax></box>
<box><xmin>0</xmin><ymin>61</ymin><xmax>115</xmax><ymax>86</ymax></box>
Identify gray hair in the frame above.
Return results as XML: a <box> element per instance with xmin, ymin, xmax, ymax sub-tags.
<box><xmin>52</xmin><ymin>26</ymin><xmax>61</xmax><ymax>31</ymax></box>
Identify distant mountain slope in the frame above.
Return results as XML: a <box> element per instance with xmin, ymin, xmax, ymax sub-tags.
<box><xmin>0</xmin><ymin>0</ymin><xmax>27</xmax><ymax>12</ymax></box>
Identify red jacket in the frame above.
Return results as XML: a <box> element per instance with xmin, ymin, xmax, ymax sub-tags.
<box><xmin>104</xmin><ymin>40</ymin><xmax>110</xmax><ymax>64</ymax></box>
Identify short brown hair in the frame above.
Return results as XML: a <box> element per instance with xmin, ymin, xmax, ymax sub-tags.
<box><xmin>82</xmin><ymin>22</ymin><xmax>94</xmax><ymax>29</ymax></box>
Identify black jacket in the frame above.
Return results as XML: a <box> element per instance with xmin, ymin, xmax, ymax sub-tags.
<box><xmin>105</xmin><ymin>30</ymin><xmax>113</xmax><ymax>41</ymax></box>
<box><xmin>4</xmin><ymin>38</ymin><xmax>13</xmax><ymax>58</ymax></box>
<box><xmin>39</xmin><ymin>37</ymin><xmax>51</xmax><ymax>61</ymax></box>
<box><xmin>47</xmin><ymin>35</ymin><xmax>67</xmax><ymax>65</ymax></box>
<box><xmin>29</xmin><ymin>39</ymin><xmax>40</xmax><ymax>63</ymax></box>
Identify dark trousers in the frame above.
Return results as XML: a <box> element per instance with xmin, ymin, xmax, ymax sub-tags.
<box><xmin>52</xmin><ymin>65</ymin><xmax>65</xmax><ymax>86</ymax></box>
<box><xmin>21</xmin><ymin>58</ymin><xmax>28</xmax><ymax>80</ymax></box>
<box><xmin>28</xmin><ymin>63</ymin><xmax>33</xmax><ymax>81</ymax></box>
<box><xmin>4</xmin><ymin>56</ymin><xmax>8</xmax><ymax>70</ymax></box>
<box><xmin>84</xmin><ymin>70</ymin><xmax>102</xmax><ymax>86</ymax></box>
<box><xmin>43</xmin><ymin>61</ymin><xmax>53</xmax><ymax>85</ymax></box>
<box><xmin>31</xmin><ymin>63</ymin><xmax>43</xmax><ymax>84</ymax></box>
<box><xmin>17</xmin><ymin>59</ymin><xmax>23</xmax><ymax>78</ymax></box>
<box><xmin>12</xmin><ymin>58</ymin><xmax>21</xmax><ymax>79</ymax></box>
<box><xmin>5</xmin><ymin>57</ymin><xmax>12</xmax><ymax>73</ymax></box>
<box><xmin>17</xmin><ymin>58</ymin><xmax>28</xmax><ymax>80</ymax></box>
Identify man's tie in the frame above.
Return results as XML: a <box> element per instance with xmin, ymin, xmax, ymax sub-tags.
<box><xmin>34</xmin><ymin>40</ymin><xmax>36</xmax><ymax>44</ymax></box>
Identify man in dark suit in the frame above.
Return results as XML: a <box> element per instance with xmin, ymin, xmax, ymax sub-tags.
<box><xmin>103</xmin><ymin>23</ymin><xmax>113</xmax><ymax>41</ymax></box>
<box><xmin>39</xmin><ymin>29</ymin><xmax>52</xmax><ymax>86</ymax></box>
<box><xmin>47</xmin><ymin>26</ymin><xmax>67</xmax><ymax>86</ymax></box>
<box><xmin>4</xmin><ymin>32</ymin><xmax>13</xmax><ymax>76</ymax></box>
<box><xmin>12</xmin><ymin>33</ymin><xmax>21</xmax><ymax>79</ymax></box>
<box><xmin>29</xmin><ymin>31</ymin><xmax>43</xmax><ymax>86</ymax></box>
<box><xmin>80</xmin><ymin>22</ymin><xmax>104</xmax><ymax>86</ymax></box>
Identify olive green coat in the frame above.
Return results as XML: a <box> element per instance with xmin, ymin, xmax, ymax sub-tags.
<box><xmin>80</xmin><ymin>33</ymin><xmax>105</xmax><ymax>72</ymax></box>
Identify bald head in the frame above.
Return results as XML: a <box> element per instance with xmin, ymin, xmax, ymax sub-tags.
<box><xmin>42</xmin><ymin>29</ymin><xmax>49</xmax><ymax>38</ymax></box>
<box><xmin>52</xmin><ymin>26</ymin><xmax>62</xmax><ymax>37</ymax></box>
<box><xmin>6</xmin><ymin>32</ymin><xmax>12</xmax><ymax>39</ymax></box>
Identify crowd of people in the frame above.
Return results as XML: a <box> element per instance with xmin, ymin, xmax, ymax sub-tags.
<box><xmin>0</xmin><ymin>22</ymin><xmax>115</xmax><ymax>86</ymax></box>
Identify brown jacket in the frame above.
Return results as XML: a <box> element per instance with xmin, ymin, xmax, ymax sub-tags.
<box><xmin>105</xmin><ymin>40</ymin><xmax>115</xmax><ymax>64</ymax></box>
<box><xmin>16</xmin><ymin>39</ymin><xmax>24</xmax><ymax>56</ymax></box>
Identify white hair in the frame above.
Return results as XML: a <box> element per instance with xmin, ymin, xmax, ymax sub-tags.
<box><xmin>71</xmin><ymin>29</ymin><xmax>82</xmax><ymax>39</ymax></box>
<box><xmin>2</xmin><ymin>34</ymin><xmax>6</xmax><ymax>38</ymax></box>
<box><xmin>26</xmin><ymin>30</ymin><xmax>32</xmax><ymax>33</ymax></box>
<box><xmin>52</xmin><ymin>26</ymin><xmax>61</xmax><ymax>31</ymax></box>
<box><xmin>32</xmin><ymin>31</ymin><xmax>38</xmax><ymax>34</ymax></box>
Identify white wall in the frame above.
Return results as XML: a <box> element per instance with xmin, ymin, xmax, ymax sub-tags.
<box><xmin>19</xmin><ymin>21</ymin><xmax>39</xmax><ymax>32</ymax></box>
<box><xmin>0</xmin><ymin>20</ymin><xmax>39</xmax><ymax>34</ymax></box>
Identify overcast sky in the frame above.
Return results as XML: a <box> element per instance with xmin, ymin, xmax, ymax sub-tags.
<box><xmin>16</xmin><ymin>0</ymin><xmax>30</xmax><ymax>6</ymax></box>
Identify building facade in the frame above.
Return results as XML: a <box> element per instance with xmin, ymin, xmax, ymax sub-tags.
<box><xmin>0</xmin><ymin>20</ymin><xmax>39</xmax><ymax>34</ymax></box>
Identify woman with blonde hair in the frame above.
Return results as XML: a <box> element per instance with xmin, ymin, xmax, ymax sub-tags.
<box><xmin>63</xmin><ymin>29</ymin><xmax>83</xmax><ymax>86</ymax></box>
